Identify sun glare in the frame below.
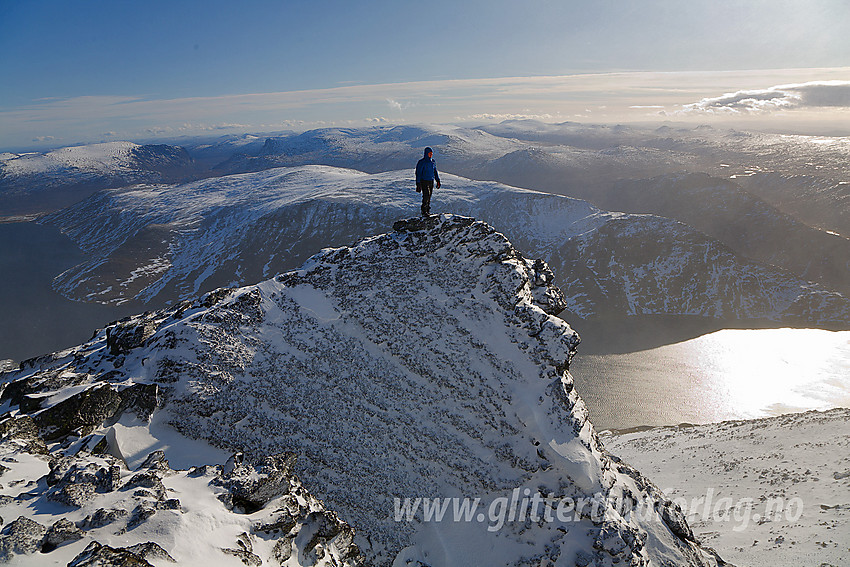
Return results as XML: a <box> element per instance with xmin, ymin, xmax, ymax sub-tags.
<box><xmin>681</xmin><ymin>328</ymin><xmax>850</xmax><ymax>419</ymax></box>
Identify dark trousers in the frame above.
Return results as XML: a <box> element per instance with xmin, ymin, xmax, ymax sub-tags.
<box><xmin>419</xmin><ymin>180</ymin><xmax>434</xmax><ymax>215</ymax></box>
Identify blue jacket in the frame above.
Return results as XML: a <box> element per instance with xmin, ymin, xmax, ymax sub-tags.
<box><xmin>415</xmin><ymin>152</ymin><xmax>440</xmax><ymax>184</ymax></box>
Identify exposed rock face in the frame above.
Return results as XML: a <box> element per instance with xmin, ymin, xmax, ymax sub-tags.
<box><xmin>67</xmin><ymin>541</ymin><xmax>158</xmax><ymax>567</ymax></box>
<box><xmin>0</xmin><ymin>215</ymin><xmax>724</xmax><ymax>566</ymax></box>
<box><xmin>0</xmin><ymin>414</ymin><xmax>47</xmax><ymax>454</ymax></box>
<box><xmin>42</xmin><ymin>518</ymin><xmax>85</xmax><ymax>552</ymax></box>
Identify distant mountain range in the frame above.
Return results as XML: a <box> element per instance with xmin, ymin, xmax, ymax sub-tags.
<box><xmin>2</xmin><ymin>120</ymin><xmax>849</xmax><ymax>363</ymax></box>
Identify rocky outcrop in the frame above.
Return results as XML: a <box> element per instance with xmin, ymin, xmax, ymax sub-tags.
<box><xmin>67</xmin><ymin>541</ymin><xmax>161</xmax><ymax>567</ymax></box>
<box><xmin>0</xmin><ymin>439</ymin><xmax>363</xmax><ymax>565</ymax></box>
<box><xmin>0</xmin><ymin>517</ymin><xmax>48</xmax><ymax>560</ymax></box>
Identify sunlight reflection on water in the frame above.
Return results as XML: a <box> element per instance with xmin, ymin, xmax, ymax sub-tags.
<box><xmin>570</xmin><ymin>328</ymin><xmax>850</xmax><ymax>431</ymax></box>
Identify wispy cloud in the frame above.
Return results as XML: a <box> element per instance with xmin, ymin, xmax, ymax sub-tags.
<box><xmin>682</xmin><ymin>81</ymin><xmax>850</xmax><ymax>114</ymax></box>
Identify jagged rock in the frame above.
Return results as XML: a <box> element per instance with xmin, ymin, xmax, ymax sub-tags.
<box><xmin>156</xmin><ymin>498</ymin><xmax>182</xmax><ymax>511</ymax></box>
<box><xmin>125</xmin><ymin>542</ymin><xmax>176</xmax><ymax>563</ymax></box>
<box><xmin>35</xmin><ymin>382</ymin><xmax>160</xmax><ymax>443</ymax></box>
<box><xmin>117</xmin><ymin>383</ymin><xmax>159</xmax><ymax>421</ymax></box>
<box><xmin>33</xmin><ymin>385</ymin><xmax>122</xmax><ymax>441</ymax></box>
<box><xmin>303</xmin><ymin>511</ymin><xmax>343</xmax><ymax>553</ymax></box>
<box><xmin>92</xmin><ymin>435</ymin><xmax>110</xmax><ymax>455</ymax></box>
<box><xmin>81</xmin><ymin>507</ymin><xmax>129</xmax><ymax>530</ymax></box>
<box><xmin>47</xmin><ymin>481</ymin><xmax>96</xmax><ymax>507</ymax></box>
<box><xmin>253</xmin><ymin>511</ymin><xmax>297</xmax><ymax>535</ymax></box>
<box><xmin>68</xmin><ymin>541</ymin><xmax>155</xmax><ymax>566</ymax></box>
<box><xmin>271</xmin><ymin>538</ymin><xmax>293</xmax><ymax>564</ymax></box>
<box><xmin>106</xmin><ymin>317</ymin><xmax>160</xmax><ymax>356</ymax></box>
<box><xmin>222</xmin><ymin>548</ymin><xmax>262</xmax><ymax>566</ymax></box>
<box><xmin>0</xmin><ymin>516</ymin><xmax>47</xmax><ymax>560</ymax></box>
<box><xmin>137</xmin><ymin>450</ymin><xmax>169</xmax><ymax>472</ymax></box>
<box><xmin>0</xmin><ymin>414</ymin><xmax>47</xmax><ymax>454</ymax></box>
<box><xmin>46</xmin><ymin>457</ymin><xmax>121</xmax><ymax>498</ymax></box>
<box><xmin>45</xmin><ymin>455</ymin><xmax>75</xmax><ymax>486</ymax></box>
<box><xmin>42</xmin><ymin>518</ymin><xmax>85</xmax><ymax>552</ymax></box>
<box><xmin>659</xmin><ymin>499</ymin><xmax>696</xmax><ymax>542</ymax></box>
<box><xmin>187</xmin><ymin>463</ymin><xmax>219</xmax><ymax>478</ymax></box>
<box><xmin>215</xmin><ymin>452</ymin><xmax>296</xmax><ymax>513</ymax></box>
<box><xmin>125</xmin><ymin>502</ymin><xmax>157</xmax><ymax>530</ymax></box>
<box><xmin>222</xmin><ymin>532</ymin><xmax>262</xmax><ymax>566</ymax></box>
<box><xmin>122</xmin><ymin>470</ymin><xmax>166</xmax><ymax>499</ymax></box>
<box><xmin>200</xmin><ymin>287</ymin><xmax>234</xmax><ymax>308</ymax></box>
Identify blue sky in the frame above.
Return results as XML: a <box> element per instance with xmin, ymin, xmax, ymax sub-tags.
<box><xmin>1</xmin><ymin>0</ymin><xmax>849</xmax><ymax>149</ymax></box>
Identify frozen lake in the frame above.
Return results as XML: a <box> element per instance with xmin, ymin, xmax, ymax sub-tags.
<box><xmin>572</xmin><ymin>327</ymin><xmax>850</xmax><ymax>430</ymax></box>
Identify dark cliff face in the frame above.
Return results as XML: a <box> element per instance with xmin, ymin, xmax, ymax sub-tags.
<box><xmin>0</xmin><ymin>215</ymin><xmax>726</xmax><ymax>566</ymax></box>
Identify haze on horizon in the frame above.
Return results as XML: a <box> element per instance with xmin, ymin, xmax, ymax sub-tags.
<box><xmin>1</xmin><ymin>0</ymin><xmax>849</xmax><ymax>150</ymax></box>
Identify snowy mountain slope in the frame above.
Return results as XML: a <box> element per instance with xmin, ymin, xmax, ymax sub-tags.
<box><xmin>477</xmin><ymin>119</ymin><xmax>850</xmax><ymax>180</ymax></box>
<box><xmin>602</xmin><ymin>408</ymin><xmax>850</xmax><ymax>567</ymax></box>
<box><xmin>0</xmin><ymin>215</ymin><xmax>727</xmax><ymax>566</ymax></box>
<box><xmin>598</xmin><ymin>173</ymin><xmax>850</xmax><ymax>296</ymax></box>
<box><xmin>184</xmin><ymin>133</ymin><xmax>279</xmax><ymax>170</ymax></box>
<box><xmin>0</xmin><ymin>439</ymin><xmax>362</xmax><ymax>566</ymax></box>
<box><xmin>2</xmin><ymin>142</ymin><xmax>143</xmax><ymax>178</ymax></box>
<box><xmin>0</xmin><ymin>141</ymin><xmax>195</xmax><ymax>216</ymax></box>
<box><xmin>737</xmin><ymin>172</ymin><xmax>850</xmax><ymax>236</ymax></box>
<box><xmin>41</xmin><ymin>165</ymin><xmax>850</xmax><ymax>326</ymax></box>
<box><xmin>206</xmin><ymin>122</ymin><xmax>850</xmax><ymax>291</ymax></box>
<box><xmin>476</xmin><ymin>120</ymin><xmax>850</xmax><ymax>237</ymax></box>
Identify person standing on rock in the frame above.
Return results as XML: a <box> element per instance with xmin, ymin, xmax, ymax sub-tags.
<box><xmin>415</xmin><ymin>147</ymin><xmax>441</xmax><ymax>216</ymax></box>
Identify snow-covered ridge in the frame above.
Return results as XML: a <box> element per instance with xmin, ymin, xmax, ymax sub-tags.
<box><xmin>2</xmin><ymin>142</ymin><xmax>141</xmax><ymax>177</ymax></box>
<box><xmin>43</xmin><ymin>165</ymin><xmax>850</xmax><ymax>326</ymax></box>
<box><xmin>0</xmin><ymin>141</ymin><xmax>194</xmax><ymax>200</ymax></box>
<box><xmin>0</xmin><ymin>215</ymin><xmax>726</xmax><ymax>566</ymax></box>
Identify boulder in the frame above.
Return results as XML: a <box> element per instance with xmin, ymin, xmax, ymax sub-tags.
<box><xmin>215</xmin><ymin>452</ymin><xmax>296</xmax><ymax>513</ymax></box>
<box><xmin>0</xmin><ymin>414</ymin><xmax>47</xmax><ymax>454</ymax></box>
<box><xmin>0</xmin><ymin>516</ymin><xmax>47</xmax><ymax>561</ymax></box>
<box><xmin>42</xmin><ymin>518</ymin><xmax>85</xmax><ymax>552</ymax></box>
<box><xmin>68</xmin><ymin>541</ymin><xmax>155</xmax><ymax>567</ymax></box>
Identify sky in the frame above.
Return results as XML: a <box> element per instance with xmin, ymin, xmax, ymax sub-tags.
<box><xmin>1</xmin><ymin>0</ymin><xmax>849</xmax><ymax>150</ymax></box>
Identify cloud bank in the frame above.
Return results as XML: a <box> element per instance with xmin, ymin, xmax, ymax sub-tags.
<box><xmin>683</xmin><ymin>81</ymin><xmax>850</xmax><ymax>114</ymax></box>
<box><xmin>2</xmin><ymin>69</ymin><xmax>849</xmax><ymax>149</ymax></box>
